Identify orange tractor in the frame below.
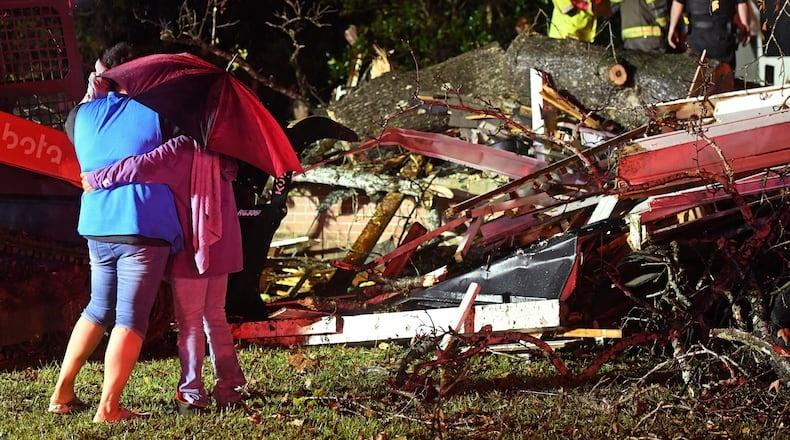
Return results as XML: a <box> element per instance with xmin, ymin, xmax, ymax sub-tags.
<box><xmin>0</xmin><ymin>0</ymin><xmax>104</xmax><ymax>348</ymax></box>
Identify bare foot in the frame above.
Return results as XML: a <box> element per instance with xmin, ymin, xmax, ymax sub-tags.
<box><xmin>93</xmin><ymin>406</ymin><xmax>151</xmax><ymax>423</ymax></box>
<box><xmin>49</xmin><ymin>388</ymin><xmax>76</xmax><ymax>407</ymax></box>
<box><xmin>48</xmin><ymin>391</ymin><xmax>85</xmax><ymax>415</ymax></box>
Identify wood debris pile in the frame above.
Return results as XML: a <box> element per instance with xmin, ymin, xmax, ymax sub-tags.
<box><xmin>235</xmin><ymin>55</ymin><xmax>789</xmax><ymax>372</ymax></box>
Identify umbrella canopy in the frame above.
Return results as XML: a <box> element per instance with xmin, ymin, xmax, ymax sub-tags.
<box><xmin>102</xmin><ymin>53</ymin><xmax>302</xmax><ymax>176</ymax></box>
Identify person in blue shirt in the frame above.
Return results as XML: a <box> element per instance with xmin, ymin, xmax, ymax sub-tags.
<box><xmin>49</xmin><ymin>43</ymin><xmax>182</xmax><ymax>422</ymax></box>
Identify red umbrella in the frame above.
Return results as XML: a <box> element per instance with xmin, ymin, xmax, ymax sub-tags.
<box><xmin>101</xmin><ymin>53</ymin><xmax>302</xmax><ymax>176</ymax></box>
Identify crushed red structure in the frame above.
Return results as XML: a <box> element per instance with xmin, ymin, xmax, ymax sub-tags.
<box><xmin>235</xmin><ymin>83</ymin><xmax>790</xmax><ymax>346</ymax></box>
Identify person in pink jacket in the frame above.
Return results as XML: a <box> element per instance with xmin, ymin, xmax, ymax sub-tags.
<box><xmin>82</xmin><ymin>135</ymin><xmax>246</xmax><ymax>411</ymax></box>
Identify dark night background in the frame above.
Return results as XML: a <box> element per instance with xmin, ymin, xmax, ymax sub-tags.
<box><xmin>71</xmin><ymin>0</ymin><xmax>553</xmax><ymax>120</ymax></box>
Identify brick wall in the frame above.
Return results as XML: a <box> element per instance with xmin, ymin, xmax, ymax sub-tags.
<box><xmin>276</xmin><ymin>184</ymin><xmax>446</xmax><ymax>258</ymax></box>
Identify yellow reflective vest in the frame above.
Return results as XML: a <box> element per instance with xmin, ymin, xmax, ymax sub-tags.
<box><xmin>611</xmin><ymin>0</ymin><xmax>668</xmax><ymax>41</ymax></box>
<box><xmin>548</xmin><ymin>0</ymin><xmax>597</xmax><ymax>43</ymax></box>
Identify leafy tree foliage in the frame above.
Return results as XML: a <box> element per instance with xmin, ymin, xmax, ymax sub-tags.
<box><xmin>327</xmin><ymin>0</ymin><xmax>551</xmax><ymax>81</ymax></box>
<box><xmin>71</xmin><ymin>0</ymin><xmax>551</xmax><ymax>105</ymax></box>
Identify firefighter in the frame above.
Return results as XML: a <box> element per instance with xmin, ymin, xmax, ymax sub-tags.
<box><xmin>666</xmin><ymin>0</ymin><xmax>751</xmax><ymax>67</ymax></box>
<box><xmin>548</xmin><ymin>0</ymin><xmax>598</xmax><ymax>43</ymax></box>
<box><xmin>612</xmin><ymin>0</ymin><xmax>669</xmax><ymax>52</ymax></box>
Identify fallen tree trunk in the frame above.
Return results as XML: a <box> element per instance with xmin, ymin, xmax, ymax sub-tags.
<box><xmin>327</xmin><ymin>43</ymin><xmax>510</xmax><ymax>138</ymax></box>
<box><xmin>506</xmin><ymin>33</ymin><xmax>707</xmax><ymax>128</ymax></box>
<box><xmin>328</xmin><ymin>33</ymin><xmax>704</xmax><ymax>136</ymax></box>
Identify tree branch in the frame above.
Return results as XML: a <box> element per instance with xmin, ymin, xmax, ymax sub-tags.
<box><xmin>159</xmin><ymin>33</ymin><xmax>301</xmax><ymax>100</ymax></box>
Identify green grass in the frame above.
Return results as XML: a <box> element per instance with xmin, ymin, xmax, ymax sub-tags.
<box><xmin>0</xmin><ymin>343</ymin><xmax>788</xmax><ymax>439</ymax></box>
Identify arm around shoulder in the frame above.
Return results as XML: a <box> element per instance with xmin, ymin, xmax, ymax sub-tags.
<box><xmin>86</xmin><ymin>135</ymin><xmax>196</xmax><ymax>189</ymax></box>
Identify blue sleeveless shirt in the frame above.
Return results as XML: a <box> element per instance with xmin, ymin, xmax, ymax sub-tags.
<box><xmin>73</xmin><ymin>92</ymin><xmax>182</xmax><ymax>251</ymax></box>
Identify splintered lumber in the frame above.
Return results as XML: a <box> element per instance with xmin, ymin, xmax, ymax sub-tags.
<box><xmin>236</xmin><ymin>299</ymin><xmax>561</xmax><ymax>345</ymax></box>
<box><xmin>654</xmin><ymin>83</ymin><xmax>790</xmax><ymax>123</ymax></box>
<box><xmin>231</xmin><ymin>316</ymin><xmax>339</xmax><ymax>339</ymax></box>
<box><xmin>343</xmin><ymin>191</ymin><xmax>405</xmax><ymax>267</ymax></box>
<box><xmin>268</xmin><ymin>307</ymin><xmax>330</xmax><ymax>320</ymax></box>
<box><xmin>454</xmin><ymin>216</ymin><xmax>482</xmax><ymax>263</ymax></box>
<box><xmin>558</xmin><ymin>328</ymin><xmax>623</xmax><ymax>338</ymax></box>
<box><xmin>625</xmin><ymin>172</ymin><xmax>790</xmax><ymax>250</ymax></box>
<box><xmin>446</xmin><ymin>124</ymin><xmax>649</xmax><ymax>216</ymax></box>
<box><xmin>636</xmin><ymin>173</ymin><xmax>789</xmax><ymax>223</ymax></box>
<box><xmin>348</xmin><ymin>155</ymin><xmax>422</xmax><ymax>267</ymax></box>
<box><xmin>587</xmin><ymin>195</ymin><xmax>620</xmax><ymax>224</ymax></box>
<box><xmin>382</xmin><ymin>222</ymin><xmax>428</xmax><ymax>278</ymax></box>
<box><xmin>439</xmin><ymin>282</ymin><xmax>481</xmax><ymax>350</ymax></box>
<box><xmin>539</xmin><ymin>76</ymin><xmax>601</xmax><ymax>129</ymax></box>
<box><xmin>270</xmin><ymin>236</ymin><xmax>311</xmax><ymax>248</ymax></box>
<box><xmin>357</xmin><ymin>265</ymin><xmax>449</xmax><ymax>307</ymax></box>
<box><xmin>327</xmin><ymin>157</ymin><xmax>424</xmax><ymax>289</ymax></box>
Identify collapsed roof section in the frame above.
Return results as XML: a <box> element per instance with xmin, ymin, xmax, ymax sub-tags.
<box><xmin>236</xmin><ymin>74</ymin><xmax>789</xmax><ymax>346</ymax></box>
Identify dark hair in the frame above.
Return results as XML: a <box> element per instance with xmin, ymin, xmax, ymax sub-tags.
<box><xmin>100</xmin><ymin>42</ymin><xmax>137</xmax><ymax>69</ymax></box>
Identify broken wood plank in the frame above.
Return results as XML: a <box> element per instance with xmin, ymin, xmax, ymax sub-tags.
<box><xmin>365</xmin><ymin>191</ymin><xmax>597</xmax><ymax>272</ymax></box>
<box><xmin>439</xmin><ymin>282</ymin><xmax>481</xmax><ymax>350</ymax></box>
<box><xmin>270</xmin><ymin>236</ymin><xmax>312</xmax><ymax>248</ymax></box>
<box><xmin>231</xmin><ymin>316</ymin><xmax>339</xmax><ymax>339</ymax></box>
<box><xmin>586</xmin><ymin>195</ymin><xmax>619</xmax><ymax>224</ymax></box>
<box><xmin>382</xmin><ymin>222</ymin><xmax>428</xmax><ymax>278</ymax></box>
<box><xmin>447</xmin><ymin>125</ymin><xmax>649</xmax><ymax>216</ymax></box>
<box><xmin>542</xmin><ymin>195</ymin><xmax>603</xmax><ymax>217</ymax></box>
<box><xmin>343</xmin><ymin>191</ymin><xmax>405</xmax><ymax>267</ymax></box>
<box><xmin>240</xmin><ymin>299</ymin><xmax>561</xmax><ymax>346</ymax></box>
<box><xmin>422</xmin><ymin>265</ymin><xmax>449</xmax><ymax>287</ymax></box>
<box><xmin>540</xmin><ymin>80</ymin><xmax>601</xmax><ymax>129</ymax></box>
<box><xmin>326</xmin><ymin>156</ymin><xmax>425</xmax><ymax>290</ymax></box>
<box><xmin>359</xmin><ymin>265</ymin><xmax>449</xmax><ymax>307</ymax></box>
<box><xmin>654</xmin><ymin>82</ymin><xmax>790</xmax><ymax>122</ymax></box>
<box><xmin>284</xmin><ymin>268</ymin><xmax>312</xmax><ymax>297</ymax></box>
<box><xmin>268</xmin><ymin>307</ymin><xmax>331</xmax><ymax>320</ymax></box>
<box><xmin>364</xmin><ymin>216</ymin><xmax>468</xmax><ymax>270</ymax></box>
<box><xmin>454</xmin><ymin>217</ymin><xmax>482</xmax><ymax>263</ymax></box>
<box><xmin>558</xmin><ymin>328</ymin><xmax>623</xmax><ymax>338</ymax></box>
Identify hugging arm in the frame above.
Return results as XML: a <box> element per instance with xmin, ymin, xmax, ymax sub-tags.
<box><xmin>83</xmin><ymin>135</ymin><xmax>195</xmax><ymax>191</ymax></box>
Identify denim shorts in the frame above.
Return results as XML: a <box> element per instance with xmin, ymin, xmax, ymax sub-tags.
<box><xmin>81</xmin><ymin>239</ymin><xmax>170</xmax><ymax>338</ymax></box>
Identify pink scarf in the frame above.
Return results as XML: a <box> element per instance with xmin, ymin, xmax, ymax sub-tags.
<box><xmin>190</xmin><ymin>149</ymin><xmax>222</xmax><ymax>274</ymax></box>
